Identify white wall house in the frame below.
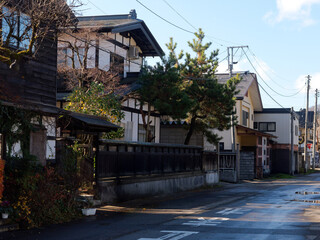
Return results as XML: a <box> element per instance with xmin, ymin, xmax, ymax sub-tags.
<box><xmin>254</xmin><ymin>109</ymin><xmax>299</xmax><ymax>146</ymax></box>
<box><xmin>254</xmin><ymin>108</ymin><xmax>300</xmax><ymax>174</ymax></box>
<box><xmin>57</xmin><ymin>10</ymin><xmax>164</xmax><ymax>143</ymax></box>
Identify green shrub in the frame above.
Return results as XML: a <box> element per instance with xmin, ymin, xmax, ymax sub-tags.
<box><xmin>3</xmin><ymin>154</ymin><xmax>82</xmax><ymax>228</ymax></box>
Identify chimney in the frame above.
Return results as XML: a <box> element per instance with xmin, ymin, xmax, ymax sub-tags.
<box><xmin>129</xmin><ymin>9</ymin><xmax>137</xmax><ymax>19</ymax></box>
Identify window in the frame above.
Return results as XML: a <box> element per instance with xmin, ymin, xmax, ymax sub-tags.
<box><xmin>138</xmin><ymin>124</ymin><xmax>155</xmax><ymax>142</ymax></box>
<box><xmin>58</xmin><ymin>48</ymin><xmax>85</xmax><ymax>68</ymax></box>
<box><xmin>242</xmin><ymin>110</ymin><xmax>249</xmax><ymax>126</ymax></box>
<box><xmin>258</xmin><ymin>122</ymin><xmax>276</xmax><ymax>132</ymax></box>
<box><xmin>110</xmin><ymin>53</ymin><xmax>124</xmax><ymax>74</ymax></box>
<box><xmin>219</xmin><ymin>142</ymin><xmax>224</xmax><ymax>151</ymax></box>
<box><xmin>1</xmin><ymin>7</ymin><xmax>32</xmax><ymax>50</ymax></box>
<box><xmin>254</xmin><ymin>122</ymin><xmax>258</xmax><ymax>129</ymax></box>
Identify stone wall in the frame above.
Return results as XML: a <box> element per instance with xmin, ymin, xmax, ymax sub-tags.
<box><xmin>98</xmin><ymin>171</ymin><xmax>219</xmax><ymax>203</ymax></box>
<box><xmin>240</xmin><ymin>151</ymin><xmax>254</xmax><ymax>180</ymax></box>
<box><xmin>220</xmin><ymin>170</ymin><xmax>237</xmax><ymax>183</ymax></box>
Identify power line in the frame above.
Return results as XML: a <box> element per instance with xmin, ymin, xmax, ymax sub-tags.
<box><xmin>243</xmin><ymin>50</ymin><xmax>305</xmax><ymax>98</ymax></box>
<box><xmin>248</xmin><ymin>48</ymin><xmax>298</xmax><ymax>88</ymax></box>
<box><xmin>257</xmin><ymin>81</ymin><xmax>290</xmax><ymax>112</ymax></box>
<box><xmin>161</xmin><ymin>0</ymin><xmax>197</xmax><ymax>31</ymax></box>
<box><xmin>86</xmin><ymin>0</ymin><xmax>107</xmax><ymax>15</ymax></box>
<box><xmin>64</xmin><ymin>32</ymin><xmax>144</xmax><ymax>67</ymax></box>
<box><xmin>138</xmin><ymin>0</ymin><xmax>234</xmax><ymax>48</ymax></box>
<box><xmin>136</xmin><ymin>0</ymin><xmax>194</xmax><ymax>34</ymax></box>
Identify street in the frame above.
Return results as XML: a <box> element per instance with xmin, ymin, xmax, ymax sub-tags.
<box><xmin>4</xmin><ymin>173</ymin><xmax>320</xmax><ymax>240</ymax></box>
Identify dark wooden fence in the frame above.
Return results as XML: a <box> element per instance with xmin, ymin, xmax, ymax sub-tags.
<box><xmin>97</xmin><ymin>140</ymin><xmax>217</xmax><ymax>179</ymax></box>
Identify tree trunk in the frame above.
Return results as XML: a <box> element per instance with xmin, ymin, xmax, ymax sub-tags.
<box><xmin>146</xmin><ymin>103</ymin><xmax>151</xmax><ymax>142</ymax></box>
<box><xmin>140</xmin><ymin>102</ymin><xmax>154</xmax><ymax>142</ymax></box>
<box><xmin>184</xmin><ymin>116</ymin><xmax>196</xmax><ymax>145</ymax></box>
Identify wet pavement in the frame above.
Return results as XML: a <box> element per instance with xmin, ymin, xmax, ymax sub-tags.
<box><xmin>3</xmin><ymin>173</ymin><xmax>320</xmax><ymax>240</ymax></box>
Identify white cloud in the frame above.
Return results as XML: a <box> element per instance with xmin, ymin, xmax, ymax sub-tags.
<box><xmin>295</xmin><ymin>73</ymin><xmax>320</xmax><ymax>90</ymax></box>
<box><xmin>264</xmin><ymin>0</ymin><xmax>320</xmax><ymax>26</ymax></box>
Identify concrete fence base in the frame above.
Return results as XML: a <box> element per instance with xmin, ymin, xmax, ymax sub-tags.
<box><xmin>98</xmin><ymin>171</ymin><xmax>219</xmax><ymax>203</ymax></box>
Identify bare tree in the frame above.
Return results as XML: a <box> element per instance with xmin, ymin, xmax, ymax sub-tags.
<box><xmin>57</xmin><ymin>28</ymin><xmax>127</xmax><ymax>137</ymax></box>
<box><xmin>0</xmin><ymin>0</ymin><xmax>81</xmax><ymax>67</ymax></box>
<box><xmin>58</xmin><ymin>28</ymin><xmax>125</xmax><ymax>92</ymax></box>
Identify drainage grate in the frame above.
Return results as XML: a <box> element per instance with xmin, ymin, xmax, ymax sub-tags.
<box><xmin>295</xmin><ymin>191</ymin><xmax>320</xmax><ymax>195</ymax></box>
<box><xmin>292</xmin><ymin>199</ymin><xmax>320</xmax><ymax>203</ymax></box>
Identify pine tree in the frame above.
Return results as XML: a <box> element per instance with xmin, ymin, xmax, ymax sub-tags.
<box><xmin>169</xmin><ymin>29</ymin><xmax>240</xmax><ymax>145</ymax></box>
<box><xmin>138</xmin><ymin>57</ymin><xmax>191</xmax><ymax>142</ymax></box>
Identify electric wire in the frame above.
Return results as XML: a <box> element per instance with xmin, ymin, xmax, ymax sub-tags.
<box><xmin>248</xmin><ymin>48</ymin><xmax>299</xmax><ymax>89</ymax></box>
<box><xmin>161</xmin><ymin>0</ymin><xmax>242</xmax><ymax>47</ymax></box>
<box><xmin>244</xmin><ymin>50</ymin><xmax>305</xmax><ymax>98</ymax></box>
<box><xmin>236</xmin><ymin>48</ymin><xmax>246</xmax><ymax>63</ymax></box>
<box><xmin>161</xmin><ymin>0</ymin><xmax>197</xmax><ymax>31</ymax></box>
<box><xmin>218</xmin><ymin>55</ymin><xmax>228</xmax><ymax>64</ymax></box>
<box><xmin>136</xmin><ymin>0</ymin><xmax>194</xmax><ymax>34</ymax></box>
<box><xmin>243</xmin><ymin>51</ymin><xmax>299</xmax><ymax>112</ymax></box>
<box><xmin>137</xmin><ymin>0</ymin><xmax>235</xmax><ymax>48</ymax></box>
<box><xmin>86</xmin><ymin>0</ymin><xmax>107</xmax><ymax>15</ymax></box>
<box><xmin>65</xmin><ymin>32</ymin><xmax>144</xmax><ymax>67</ymax></box>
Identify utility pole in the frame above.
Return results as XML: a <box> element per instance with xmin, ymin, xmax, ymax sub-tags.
<box><xmin>228</xmin><ymin>46</ymin><xmax>248</xmax><ymax>152</ymax></box>
<box><xmin>313</xmin><ymin>89</ymin><xmax>318</xmax><ymax>170</ymax></box>
<box><xmin>291</xmin><ymin>107</ymin><xmax>294</xmax><ymax>175</ymax></box>
<box><xmin>303</xmin><ymin>75</ymin><xmax>311</xmax><ymax>172</ymax></box>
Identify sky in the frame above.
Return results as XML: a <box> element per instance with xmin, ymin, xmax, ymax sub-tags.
<box><xmin>78</xmin><ymin>0</ymin><xmax>320</xmax><ymax>111</ymax></box>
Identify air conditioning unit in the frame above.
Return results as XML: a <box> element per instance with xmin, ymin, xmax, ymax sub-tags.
<box><xmin>128</xmin><ymin>46</ymin><xmax>139</xmax><ymax>59</ymax></box>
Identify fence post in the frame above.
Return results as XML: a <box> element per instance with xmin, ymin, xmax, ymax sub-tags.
<box><xmin>94</xmin><ymin>135</ymin><xmax>99</xmax><ymax>184</ymax></box>
<box><xmin>236</xmin><ymin>144</ymin><xmax>240</xmax><ymax>183</ymax></box>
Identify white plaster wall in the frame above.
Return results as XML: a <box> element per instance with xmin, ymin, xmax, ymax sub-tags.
<box><xmin>255</xmin><ymin>113</ymin><xmax>299</xmax><ymax>145</ymax></box>
<box><xmin>203</xmin><ymin>129</ymin><xmax>232</xmax><ymax>151</ymax></box>
<box><xmin>99</xmin><ymin>38</ymin><xmax>112</xmax><ymax>71</ymax></box>
<box><xmin>43</xmin><ymin>116</ymin><xmax>56</xmax><ymax>159</ymax></box>
<box><xmin>121</xmin><ymin>99</ymin><xmax>160</xmax><ymax>143</ymax></box>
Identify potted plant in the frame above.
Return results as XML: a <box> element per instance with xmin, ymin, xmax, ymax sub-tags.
<box><xmin>0</xmin><ymin>200</ymin><xmax>13</xmax><ymax>219</ymax></box>
<box><xmin>78</xmin><ymin>197</ymin><xmax>96</xmax><ymax>216</ymax></box>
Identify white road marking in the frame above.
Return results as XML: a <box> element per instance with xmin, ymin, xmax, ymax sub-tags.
<box><xmin>216</xmin><ymin>208</ymin><xmax>249</xmax><ymax>215</ymax></box>
<box><xmin>138</xmin><ymin>230</ymin><xmax>198</xmax><ymax>240</ymax></box>
<box><xmin>182</xmin><ymin>217</ymin><xmax>228</xmax><ymax>227</ymax></box>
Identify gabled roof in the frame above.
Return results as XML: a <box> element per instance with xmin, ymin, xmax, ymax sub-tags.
<box><xmin>216</xmin><ymin>72</ymin><xmax>263</xmax><ymax>111</ymax></box>
<box><xmin>76</xmin><ymin>10</ymin><xmax>164</xmax><ymax>57</ymax></box>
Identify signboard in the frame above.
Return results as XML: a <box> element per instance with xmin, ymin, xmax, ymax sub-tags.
<box><xmin>299</xmin><ymin>136</ymin><xmax>304</xmax><ymax>144</ymax></box>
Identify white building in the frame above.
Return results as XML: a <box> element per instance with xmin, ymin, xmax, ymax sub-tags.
<box><xmin>57</xmin><ymin>10</ymin><xmax>164</xmax><ymax>143</ymax></box>
<box><xmin>254</xmin><ymin>108</ymin><xmax>299</xmax><ymax>174</ymax></box>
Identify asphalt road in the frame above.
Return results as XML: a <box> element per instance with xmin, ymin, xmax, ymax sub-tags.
<box><xmin>3</xmin><ymin>173</ymin><xmax>320</xmax><ymax>240</ymax></box>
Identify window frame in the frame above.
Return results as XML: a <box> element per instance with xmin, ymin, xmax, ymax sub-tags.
<box><xmin>258</xmin><ymin>122</ymin><xmax>276</xmax><ymax>132</ymax></box>
<box><xmin>242</xmin><ymin>110</ymin><xmax>249</xmax><ymax>127</ymax></box>
<box><xmin>1</xmin><ymin>6</ymin><xmax>32</xmax><ymax>50</ymax></box>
